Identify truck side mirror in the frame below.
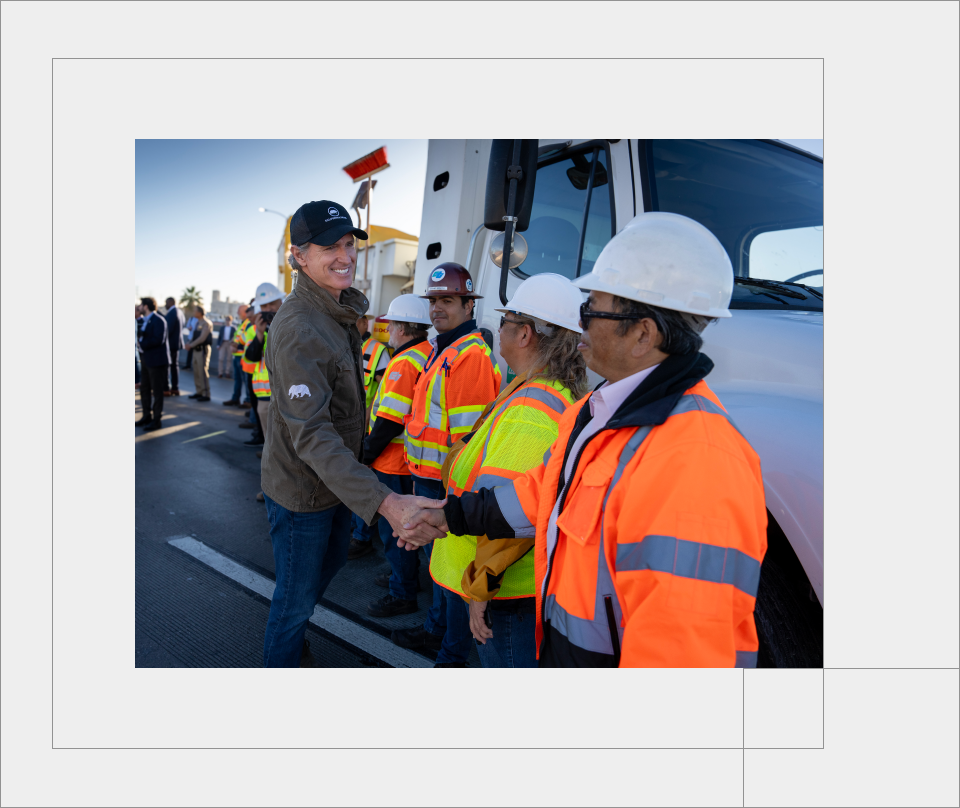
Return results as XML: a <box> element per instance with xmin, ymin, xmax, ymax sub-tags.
<box><xmin>484</xmin><ymin>140</ymin><xmax>539</xmax><ymax>232</ymax></box>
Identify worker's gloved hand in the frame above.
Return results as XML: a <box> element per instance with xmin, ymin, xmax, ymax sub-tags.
<box><xmin>469</xmin><ymin>600</ymin><xmax>493</xmax><ymax>644</ymax></box>
<box><xmin>378</xmin><ymin>493</ymin><xmax>447</xmax><ymax>549</ymax></box>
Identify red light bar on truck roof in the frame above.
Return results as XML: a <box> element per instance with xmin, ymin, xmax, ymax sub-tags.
<box><xmin>343</xmin><ymin>147</ymin><xmax>390</xmax><ymax>182</ymax></box>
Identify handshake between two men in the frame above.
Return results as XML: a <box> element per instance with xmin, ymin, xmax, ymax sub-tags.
<box><xmin>377</xmin><ymin>492</ymin><xmax>451</xmax><ymax>550</ymax></box>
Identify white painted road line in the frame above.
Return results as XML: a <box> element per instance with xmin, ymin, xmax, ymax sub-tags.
<box><xmin>181</xmin><ymin>430</ymin><xmax>226</xmax><ymax>443</ymax></box>
<box><xmin>167</xmin><ymin>536</ymin><xmax>432</xmax><ymax>668</ymax></box>
<box><xmin>135</xmin><ymin>421</ymin><xmax>202</xmax><ymax>442</ymax></box>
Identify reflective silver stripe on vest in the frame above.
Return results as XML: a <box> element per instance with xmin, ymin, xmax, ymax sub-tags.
<box><xmin>404</xmin><ymin>438</ymin><xmax>445</xmax><ymax>468</ymax></box>
<box><xmin>616</xmin><ymin>535</ymin><xmax>762</xmax><ymax>598</ymax></box>
<box><xmin>513</xmin><ymin>385</ymin><xmax>568</xmax><ymax>415</ymax></box>
<box><xmin>594</xmin><ymin>425</ymin><xmax>654</xmax><ymax>658</ymax></box>
<box><xmin>735</xmin><ymin>650</ymin><xmax>758</xmax><ymax>668</ymax></box>
<box><xmin>473</xmin><ymin>472</ymin><xmax>516</xmax><ymax>491</ymax></box>
<box><xmin>670</xmin><ymin>393</ymin><xmax>746</xmax><ymax>440</ymax></box>
<box><xmin>493</xmin><ymin>484</ymin><xmax>535</xmax><ymax>538</ymax></box>
<box><xmin>448</xmin><ymin>410</ymin><xmax>482</xmax><ymax>430</ymax></box>
<box><xmin>542</xmin><ymin>594</ymin><xmax>617</xmax><ymax>655</ymax></box>
<box><xmin>542</xmin><ymin>447</ymin><xmax>552</xmax><ymax>466</ymax></box>
<box><xmin>428</xmin><ymin>373</ymin><xmax>446</xmax><ymax>428</ymax></box>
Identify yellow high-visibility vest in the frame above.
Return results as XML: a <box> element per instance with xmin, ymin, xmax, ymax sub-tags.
<box><xmin>429</xmin><ymin>376</ymin><xmax>575</xmax><ymax>599</ymax></box>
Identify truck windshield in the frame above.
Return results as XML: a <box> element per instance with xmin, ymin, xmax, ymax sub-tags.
<box><xmin>512</xmin><ymin>143</ymin><xmax>614</xmax><ymax>281</ymax></box>
<box><xmin>642</xmin><ymin>139</ymin><xmax>823</xmax><ymax>311</ymax></box>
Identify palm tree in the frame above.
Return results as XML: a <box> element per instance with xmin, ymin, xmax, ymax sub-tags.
<box><xmin>179</xmin><ymin>286</ymin><xmax>203</xmax><ymax>317</ymax></box>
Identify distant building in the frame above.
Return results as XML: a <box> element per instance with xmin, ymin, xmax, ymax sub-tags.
<box><xmin>210</xmin><ymin>290</ymin><xmax>243</xmax><ymax>321</ymax></box>
<box><xmin>353</xmin><ymin>225</ymin><xmax>419</xmax><ymax>318</ymax></box>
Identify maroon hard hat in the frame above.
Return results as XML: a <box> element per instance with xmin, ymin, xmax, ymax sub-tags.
<box><xmin>420</xmin><ymin>262</ymin><xmax>483</xmax><ymax>299</ymax></box>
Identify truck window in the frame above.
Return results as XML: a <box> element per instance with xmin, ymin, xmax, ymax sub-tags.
<box><xmin>513</xmin><ymin>144</ymin><xmax>614</xmax><ymax>281</ymax></box>
<box><xmin>641</xmin><ymin>139</ymin><xmax>823</xmax><ymax>310</ymax></box>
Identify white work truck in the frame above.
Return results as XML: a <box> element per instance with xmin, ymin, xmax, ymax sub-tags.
<box><xmin>411</xmin><ymin>139</ymin><xmax>823</xmax><ymax>667</ymax></box>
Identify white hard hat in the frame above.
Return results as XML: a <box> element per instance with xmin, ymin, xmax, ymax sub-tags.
<box><xmin>381</xmin><ymin>294</ymin><xmax>432</xmax><ymax>326</ymax></box>
<box><xmin>495</xmin><ymin>273</ymin><xmax>584</xmax><ymax>334</ymax></box>
<box><xmin>574</xmin><ymin>212</ymin><xmax>733</xmax><ymax>318</ymax></box>
<box><xmin>253</xmin><ymin>282</ymin><xmax>286</xmax><ymax>313</ymax></box>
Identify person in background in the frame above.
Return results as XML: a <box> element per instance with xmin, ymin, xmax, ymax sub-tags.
<box><xmin>224</xmin><ymin>305</ymin><xmax>251</xmax><ymax>407</ymax></box>
<box><xmin>217</xmin><ymin>314</ymin><xmax>235</xmax><ymax>378</ymax></box>
<box><xmin>184</xmin><ymin>305</ymin><xmax>213</xmax><ymax>401</ymax></box>
<box><xmin>182</xmin><ymin>310</ymin><xmax>198</xmax><ymax>370</ymax></box>
<box><xmin>392</xmin><ymin>262</ymin><xmax>502</xmax><ymax>667</ymax></box>
<box><xmin>361</xmin><ymin>296</ymin><xmax>432</xmax><ymax>616</ymax></box>
<box><xmin>243</xmin><ymin>282</ymin><xmax>287</xmax><ymax>496</ymax></box>
<box><xmin>136</xmin><ymin>297</ymin><xmax>171</xmax><ymax>431</ymax></box>
<box><xmin>430</xmin><ymin>274</ymin><xmax>588</xmax><ymax>668</ymax></box>
<box><xmin>135</xmin><ymin>305</ymin><xmax>143</xmax><ymax>390</ymax></box>
<box><xmin>348</xmin><ymin>313</ymin><xmax>392</xmax><ymax>560</ymax></box>
<box><xmin>163</xmin><ymin>296</ymin><xmax>186</xmax><ymax>396</ymax></box>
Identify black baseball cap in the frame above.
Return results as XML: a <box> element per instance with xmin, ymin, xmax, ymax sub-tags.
<box><xmin>290</xmin><ymin>200</ymin><xmax>367</xmax><ymax>247</ymax></box>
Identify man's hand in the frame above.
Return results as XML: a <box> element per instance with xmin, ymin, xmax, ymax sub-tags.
<box><xmin>253</xmin><ymin>314</ymin><xmax>266</xmax><ymax>341</ymax></box>
<box><xmin>469</xmin><ymin>600</ymin><xmax>493</xmax><ymax>644</ymax></box>
<box><xmin>394</xmin><ymin>505</ymin><xmax>449</xmax><ymax>550</ymax></box>
<box><xmin>377</xmin><ymin>493</ymin><xmax>447</xmax><ymax>549</ymax></box>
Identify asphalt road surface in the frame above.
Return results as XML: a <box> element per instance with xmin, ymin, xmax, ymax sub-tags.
<box><xmin>135</xmin><ymin>365</ymin><xmax>481</xmax><ymax>668</ymax></box>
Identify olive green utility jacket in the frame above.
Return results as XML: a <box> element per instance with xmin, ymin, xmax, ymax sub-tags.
<box><xmin>261</xmin><ymin>271</ymin><xmax>391</xmax><ymax>520</ymax></box>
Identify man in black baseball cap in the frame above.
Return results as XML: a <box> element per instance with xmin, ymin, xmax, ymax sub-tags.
<box><xmin>258</xmin><ymin>199</ymin><xmax>445</xmax><ymax>667</ymax></box>
<box><xmin>286</xmin><ymin>200</ymin><xmax>368</xmax><ymax>301</ymax></box>
<box><xmin>290</xmin><ymin>201</ymin><xmax>367</xmax><ymax>247</ymax></box>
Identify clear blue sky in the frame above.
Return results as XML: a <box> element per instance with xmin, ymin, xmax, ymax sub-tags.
<box><xmin>135</xmin><ymin>138</ymin><xmax>822</xmax><ymax>306</ymax></box>
<box><xmin>135</xmin><ymin>139</ymin><xmax>429</xmax><ymax>305</ymax></box>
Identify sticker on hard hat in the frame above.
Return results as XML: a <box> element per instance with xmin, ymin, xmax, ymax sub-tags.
<box><xmin>465</xmin><ymin>279</ymin><xmax>473</xmax><ymax>292</ymax></box>
<box><xmin>426</xmin><ymin>286</ymin><xmax>447</xmax><ymax>292</ymax></box>
<box><xmin>430</xmin><ymin>268</ymin><xmax>446</xmax><ymax>282</ymax></box>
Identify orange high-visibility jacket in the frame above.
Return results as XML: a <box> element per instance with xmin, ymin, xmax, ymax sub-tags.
<box><xmin>238</xmin><ymin>320</ymin><xmax>257</xmax><ymax>374</ymax></box>
<box><xmin>404</xmin><ymin>329</ymin><xmax>502</xmax><ymax>481</ymax></box>
<box><xmin>367</xmin><ymin>340</ymin><xmax>430</xmax><ymax>477</ymax></box>
<box><xmin>444</xmin><ymin>356</ymin><xmax>767</xmax><ymax>667</ymax></box>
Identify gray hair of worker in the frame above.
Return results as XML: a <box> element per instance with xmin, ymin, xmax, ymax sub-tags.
<box><xmin>392</xmin><ymin>320</ymin><xmax>429</xmax><ymax>340</ymax></box>
<box><xmin>612</xmin><ymin>295</ymin><xmax>716</xmax><ymax>354</ymax></box>
<box><xmin>511</xmin><ymin>315</ymin><xmax>589</xmax><ymax>401</ymax></box>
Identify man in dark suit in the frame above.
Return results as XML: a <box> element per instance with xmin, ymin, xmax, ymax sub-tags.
<box><xmin>137</xmin><ymin>297</ymin><xmax>171</xmax><ymax>431</ymax></box>
<box><xmin>164</xmin><ymin>297</ymin><xmax>187</xmax><ymax>395</ymax></box>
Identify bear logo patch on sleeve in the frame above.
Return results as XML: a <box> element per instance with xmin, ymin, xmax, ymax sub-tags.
<box><xmin>288</xmin><ymin>384</ymin><xmax>311</xmax><ymax>399</ymax></box>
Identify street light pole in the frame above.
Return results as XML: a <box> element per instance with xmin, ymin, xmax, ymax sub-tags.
<box><xmin>258</xmin><ymin>207</ymin><xmax>288</xmax><ymax>219</ymax></box>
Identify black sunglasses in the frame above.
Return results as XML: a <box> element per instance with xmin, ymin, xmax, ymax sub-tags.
<box><xmin>579</xmin><ymin>301</ymin><xmax>640</xmax><ymax>330</ymax></box>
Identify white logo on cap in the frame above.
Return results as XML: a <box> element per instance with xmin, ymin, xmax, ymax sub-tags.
<box><xmin>328</xmin><ymin>207</ymin><xmax>338</xmax><ymax>217</ymax></box>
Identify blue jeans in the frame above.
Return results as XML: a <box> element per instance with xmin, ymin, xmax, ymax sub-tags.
<box><xmin>351</xmin><ymin>511</ymin><xmax>372</xmax><ymax>543</ymax></box>
<box><xmin>231</xmin><ymin>355</ymin><xmax>243</xmax><ymax>401</ymax></box>
<box><xmin>413</xmin><ymin>475</ymin><xmax>472</xmax><ymax>664</ymax></box>
<box><xmin>374</xmin><ymin>470</ymin><xmax>419</xmax><ymax>600</ymax></box>
<box><xmin>262</xmin><ymin>495</ymin><xmax>352</xmax><ymax>667</ymax></box>
<box><xmin>476</xmin><ymin>599</ymin><xmax>538</xmax><ymax>668</ymax></box>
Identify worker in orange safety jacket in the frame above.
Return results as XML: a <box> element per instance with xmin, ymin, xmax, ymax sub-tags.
<box><xmin>397</xmin><ymin>213</ymin><xmax>768</xmax><ymax>667</ymax></box>
<box><xmin>391</xmin><ymin>262</ymin><xmax>502</xmax><ymax>667</ymax></box>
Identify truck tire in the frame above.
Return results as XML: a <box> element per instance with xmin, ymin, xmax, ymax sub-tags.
<box><xmin>754</xmin><ymin>514</ymin><xmax>823</xmax><ymax>668</ymax></box>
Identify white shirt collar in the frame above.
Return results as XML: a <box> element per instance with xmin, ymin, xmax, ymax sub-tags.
<box><xmin>589</xmin><ymin>363</ymin><xmax>661</xmax><ymax>420</ymax></box>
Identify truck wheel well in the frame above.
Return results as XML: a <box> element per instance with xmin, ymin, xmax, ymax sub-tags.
<box><xmin>755</xmin><ymin>509</ymin><xmax>823</xmax><ymax>668</ymax></box>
